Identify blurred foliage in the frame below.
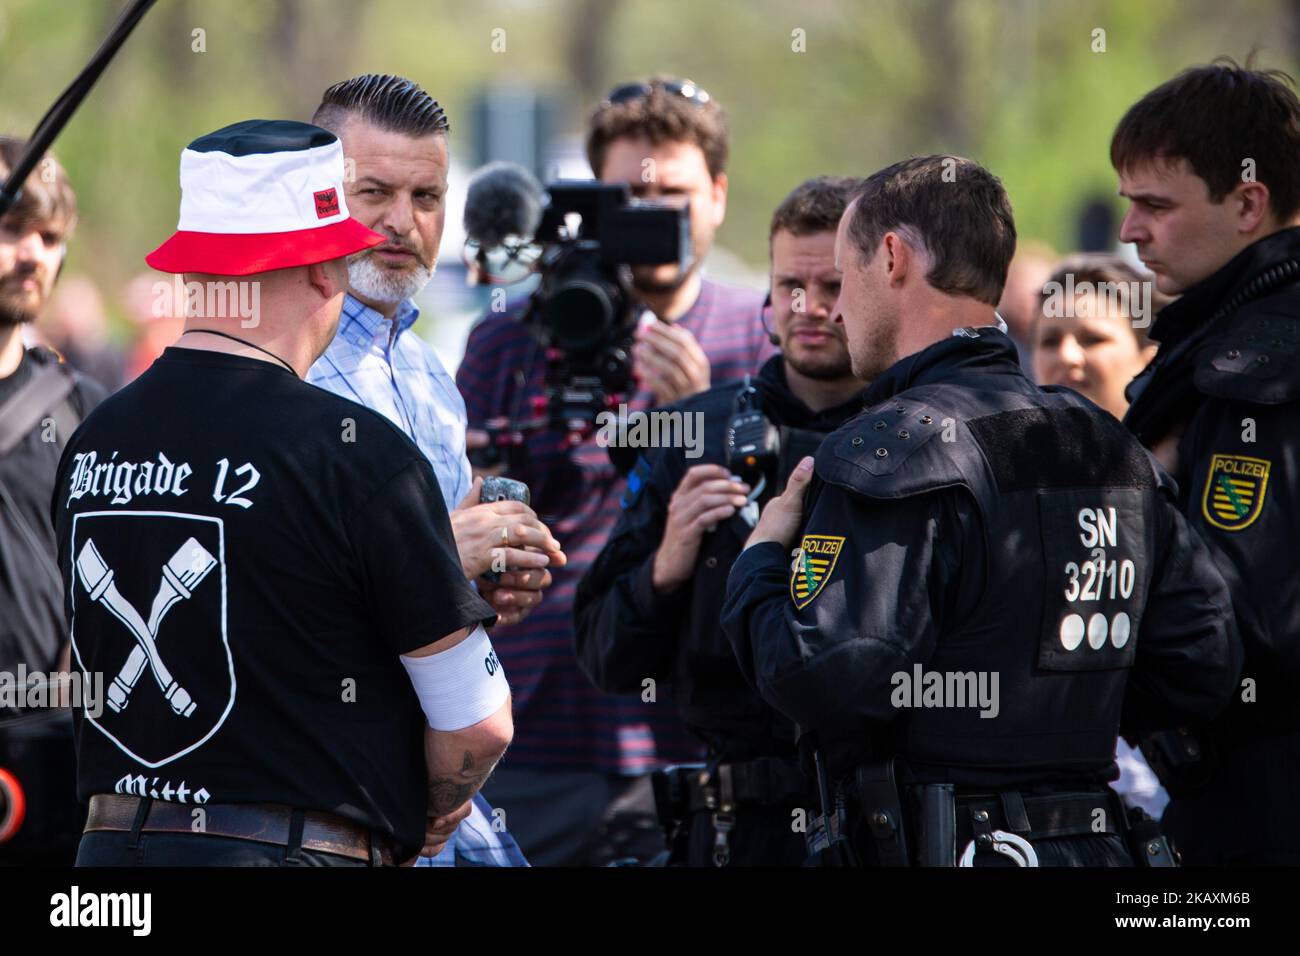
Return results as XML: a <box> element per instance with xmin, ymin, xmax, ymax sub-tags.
<box><xmin>0</xmin><ymin>0</ymin><xmax>1296</xmax><ymax>329</ymax></box>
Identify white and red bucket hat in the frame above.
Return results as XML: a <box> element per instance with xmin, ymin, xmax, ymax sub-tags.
<box><xmin>146</xmin><ymin>119</ymin><xmax>383</xmax><ymax>276</ymax></box>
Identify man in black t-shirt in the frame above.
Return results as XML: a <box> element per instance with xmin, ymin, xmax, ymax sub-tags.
<box><xmin>54</xmin><ymin>120</ymin><xmax>509</xmax><ymax>867</ymax></box>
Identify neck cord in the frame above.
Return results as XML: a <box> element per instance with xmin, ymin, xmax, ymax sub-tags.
<box><xmin>182</xmin><ymin>329</ymin><xmax>297</xmax><ymax>376</ymax></box>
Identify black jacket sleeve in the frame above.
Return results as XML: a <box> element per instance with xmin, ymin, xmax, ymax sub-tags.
<box><xmin>721</xmin><ymin>477</ymin><xmax>966</xmax><ymax>732</ymax></box>
<box><xmin>573</xmin><ymin>449</ymin><xmax>692</xmax><ymax>694</ymax></box>
<box><xmin>1180</xmin><ymin>400</ymin><xmax>1299</xmax><ymax>689</ymax></box>
<box><xmin>1120</xmin><ymin>484</ymin><xmax>1242</xmax><ymax>733</ymax></box>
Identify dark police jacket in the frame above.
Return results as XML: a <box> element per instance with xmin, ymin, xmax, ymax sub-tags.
<box><xmin>722</xmin><ymin>330</ymin><xmax>1241</xmax><ymax>789</ymax></box>
<box><xmin>574</xmin><ymin>355</ymin><xmax>866</xmax><ymax>761</ymax></box>
<box><xmin>1125</xmin><ymin>227</ymin><xmax>1300</xmax><ymax>744</ymax></box>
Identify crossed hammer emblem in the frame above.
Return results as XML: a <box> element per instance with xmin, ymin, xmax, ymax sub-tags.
<box><xmin>76</xmin><ymin>536</ymin><xmax>217</xmax><ymax>718</ymax></box>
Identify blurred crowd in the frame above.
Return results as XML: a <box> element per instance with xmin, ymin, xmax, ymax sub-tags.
<box><xmin>23</xmin><ymin>271</ymin><xmax>185</xmax><ymax>394</ymax></box>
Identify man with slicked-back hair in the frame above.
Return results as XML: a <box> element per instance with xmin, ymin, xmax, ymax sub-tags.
<box><xmin>308</xmin><ymin>74</ymin><xmax>552</xmax><ymax>865</ymax></box>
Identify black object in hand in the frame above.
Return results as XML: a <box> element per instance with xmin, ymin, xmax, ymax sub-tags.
<box><xmin>480</xmin><ymin>477</ymin><xmax>531</xmax><ymax>582</ymax></box>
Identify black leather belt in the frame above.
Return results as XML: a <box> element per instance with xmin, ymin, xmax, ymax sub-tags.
<box><xmin>953</xmin><ymin>789</ymin><xmax>1120</xmax><ymax>843</ymax></box>
<box><xmin>85</xmin><ymin>793</ymin><xmax>396</xmax><ymax>865</ymax></box>
<box><xmin>686</xmin><ymin>756</ymin><xmax>813</xmax><ymax>811</ymax></box>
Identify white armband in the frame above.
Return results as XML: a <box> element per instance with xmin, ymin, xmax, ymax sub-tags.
<box><xmin>400</xmin><ymin>625</ymin><xmax>509</xmax><ymax>731</ymax></box>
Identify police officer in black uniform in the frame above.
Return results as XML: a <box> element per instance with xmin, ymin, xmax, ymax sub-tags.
<box><xmin>721</xmin><ymin>155</ymin><xmax>1241</xmax><ymax>867</ymax></box>
<box><xmin>575</xmin><ymin>177</ymin><xmax>868</xmax><ymax>866</ymax></box>
<box><xmin>1112</xmin><ymin>62</ymin><xmax>1300</xmax><ymax>864</ymax></box>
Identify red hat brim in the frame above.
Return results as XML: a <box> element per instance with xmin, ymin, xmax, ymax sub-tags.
<box><xmin>145</xmin><ymin>217</ymin><xmax>385</xmax><ymax>276</ymax></box>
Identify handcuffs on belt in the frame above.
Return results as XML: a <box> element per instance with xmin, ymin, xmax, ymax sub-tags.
<box><xmin>958</xmin><ymin>830</ymin><xmax>1039</xmax><ymax>867</ymax></box>
<box><xmin>958</xmin><ymin>805</ymin><xmax>1039</xmax><ymax>867</ymax></box>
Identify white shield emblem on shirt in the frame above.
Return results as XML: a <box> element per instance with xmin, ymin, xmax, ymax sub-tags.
<box><xmin>70</xmin><ymin>511</ymin><xmax>236</xmax><ymax>768</ymax></box>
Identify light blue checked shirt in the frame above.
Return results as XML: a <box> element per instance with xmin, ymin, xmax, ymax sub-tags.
<box><xmin>419</xmin><ymin>793</ymin><xmax>529</xmax><ymax>867</ymax></box>
<box><xmin>308</xmin><ymin>293</ymin><xmax>527</xmax><ymax>867</ymax></box>
<box><xmin>308</xmin><ymin>294</ymin><xmax>472</xmax><ymax>509</ymax></box>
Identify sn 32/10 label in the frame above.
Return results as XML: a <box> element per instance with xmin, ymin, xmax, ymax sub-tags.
<box><xmin>1038</xmin><ymin>494</ymin><xmax>1147</xmax><ymax>670</ymax></box>
<box><xmin>1059</xmin><ymin>508</ymin><xmax>1136</xmax><ymax>650</ymax></box>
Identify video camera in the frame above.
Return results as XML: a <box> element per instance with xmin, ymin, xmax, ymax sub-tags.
<box><xmin>462</xmin><ymin>163</ymin><xmax>691</xmax><ymax>469</ymax></box>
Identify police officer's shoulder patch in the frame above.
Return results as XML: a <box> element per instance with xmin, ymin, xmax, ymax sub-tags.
<box><xmin>1201</xmin><ymin>453</ymin><xmax>1271</xmax><ymax>531</ymax></box>
<box><xmin>790</xmin><ymin>534</ymin><xmax>844</xmax><ymax>609</ymax></box>
<box><xmin>1196</xmin><ymin>304</ymin><xmax>1300</xmax><ymax>404</ymax></box>
<box><xmin>847</xmin><ymin>399</ymin><xmax>943</xmax><ymax>477</ymax></box>
<box><xmin>820</xmin><ymin>395</ymin><xmax>966</xmax><ymax>501</ymax></box>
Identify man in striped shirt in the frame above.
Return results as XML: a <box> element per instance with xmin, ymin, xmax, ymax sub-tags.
<box><xmin>458</xmin><ymin>77</ymin><xmax>774</xmax><ymax>865</ymax></box>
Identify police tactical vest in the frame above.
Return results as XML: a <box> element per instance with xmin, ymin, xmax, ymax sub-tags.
<box><xmin>817</xmin><ymin>381</ymin><xmax>1169</xmax><ymax>779</ymax></box>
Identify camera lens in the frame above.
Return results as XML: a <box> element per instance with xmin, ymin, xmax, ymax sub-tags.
<box><xmin>550</xmin><ymin>279</ymin><xmax>616</xmax><ymax>352</ymax></box>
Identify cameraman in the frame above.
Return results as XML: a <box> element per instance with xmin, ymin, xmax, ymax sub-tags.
<box><xmin>574</xmin><ymin>177</ymin><xmax>869</xmax><ymax>865</ymax></box>
<box><xmin>0</xmin><ymin>138</ymin><xmax>103</xmax><ymax>865</ymax></box>
<box><xmin>457</xmin><ymin>77</ymin><xmax>772</xmax><ymax>865</ymax></box>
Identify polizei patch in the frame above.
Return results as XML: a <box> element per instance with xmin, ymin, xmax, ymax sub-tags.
<box><xmin>790</xmin><ymin>534</ymin><xmax>844</xmax><ymax>609</ymax></box>
<box><xmin>1202</xmin><ymin>453</ymin><xmax>1270</xmax><ymax>531</ymax></box>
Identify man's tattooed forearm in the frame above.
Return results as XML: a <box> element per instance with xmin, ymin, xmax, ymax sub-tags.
<box><xmin>428</xmin><ymin>749</ymin><xmax>495</xmax><ymax>815</ymax></box>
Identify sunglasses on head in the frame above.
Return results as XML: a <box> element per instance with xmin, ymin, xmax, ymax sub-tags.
<box><xmin>602</xmin><ymin>79</ymin><xmax>711</xmax><ymax>108</ymax></box>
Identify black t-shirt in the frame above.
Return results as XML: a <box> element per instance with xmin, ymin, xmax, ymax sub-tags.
<box><xmin>0</xmin><ymin>347</ymin><xmax>104</xmax><ymax>671</ymax></box>
<box><xmin>52</xmin><ymin>347</ymin><xmax>494</xmax><ymax>860</ymax></box>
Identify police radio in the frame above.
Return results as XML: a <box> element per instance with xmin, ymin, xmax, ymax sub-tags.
<box><xmin>724</xmin><ymin>376</ymin><xmax>779</xmax><ymax>495</ymax></box>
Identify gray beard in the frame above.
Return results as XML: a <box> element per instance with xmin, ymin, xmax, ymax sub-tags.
<box><xmin>347</xmin><ymin>252</ymin><xmax>435</xmax><ymax>305</ymax></box>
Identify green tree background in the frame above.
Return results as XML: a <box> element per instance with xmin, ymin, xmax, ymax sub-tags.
<box><xmin>0</xmin><ymin>0</ymin><xmax>1293</xmax><ymax>330</ymax></box>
